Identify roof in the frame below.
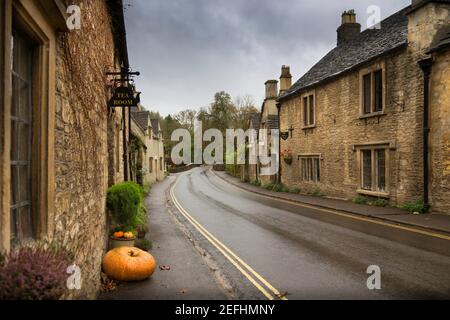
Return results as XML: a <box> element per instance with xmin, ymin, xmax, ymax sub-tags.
<box><xmin>150</xmin><ymin>119</ymin><xmax>160</xmax><ymax>137</ymax></box>
<box><xmin>131</xmin><ymin>111</ymin><xmax>149</xmax><ymax>132</ymax></box>
<box><xmin>279</xmin><ymin>6</ymin><xmax>410</xmax><ymax>101</ymax></box>
<box><xmin>428</xmin><ymin>25</ymin><xmax>450</xmax><ymax>53</ymax></box>
<box><xmin>249</xmin><ymin>113</ymin><xmax>261</xmax><ymax>130</ymax></box>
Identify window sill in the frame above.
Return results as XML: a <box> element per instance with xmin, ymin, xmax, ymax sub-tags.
<box><xmin>357</xmin><ymin>189</ymin><xmax>390</xmax><ymax>199</ymax></box>
<box><xmin>358</xmin><ymin>112</ymin><xmax>386</xmax><ymax>120</ymax></box>
<box><xmin>301</xmin><ymin>125</ymin><xmax>316</xmax><ymax>130</ymax></box>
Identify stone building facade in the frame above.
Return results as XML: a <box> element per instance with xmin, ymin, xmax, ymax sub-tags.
<box><xmin>278</xmin><ymin>0</ymin><xmax>450</xmax><ymax>213</ymax></box>
<box><xmin>0</xmin><ymin>0</ymin><xmax>131</xmax><ymax>298</ymax></box>
<box><xmin>131</xmin><ymin>110</ymin><xmax>165</xmax><ymax>185</ymax></box>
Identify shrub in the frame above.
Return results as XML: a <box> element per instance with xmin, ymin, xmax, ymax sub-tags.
<box><xmin>287</xmin><ymin>187</ymin><xmax>301</xmax><ymax>194</ymax></box>
<box><xmin>352</xmin><ymin>195</ymin><xmax>369</xmax><ymax>205</ymax></box>
<box><xmin>141</xmin><ymin>184</ymin><xmax>152</xmax><ymax>198</ymax></box>
<box><xmin>372</xmin><ymin>198</ymin><xmax>389</xmax><ymax>207</ymax></box>
<box><xmin>107</xmin><ymin>182</ymin><xmax>143</xmax><ymax>227</ymax></box>
<box><xmin>250</xmin><ymin>180</ymin><xmax>261</xmax><ymax>187</ymax></box>
<box><xmin>0</xmin><ymin>247</ymin><xmax>69</xmax><ymax>300</ymax></box>
<box><xmin>402</xmin><ymin>199</ymin><xmax>427</xmax><ymax>214</ymax></box>
<box><xmin>135</xmin><ymin>239</ymin><xmax>153</xmax><ymax>252</ymax></box>
<box><xmin>308</xmin><ymin>189</ymin><xmax>326</xmax><ymax>197</ymax></box>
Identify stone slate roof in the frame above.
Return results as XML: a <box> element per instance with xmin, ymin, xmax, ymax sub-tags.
<box><xmin>131</xmin><ymin>111</ymin><xmax>149</xmax><ymax>132</ymax></box>
<box><xmin>429</xmin><ymin>25</ymin><xmax>450</xmax><ymax>53</ymax></box>
<box><xmin>150</xmin><ymin>119</ymin><xmax>160</xmax><ymax>137</ymax></box>
<box><xmin>267</xmin><ymin>115</ymin><xmax>279</xmax><ymax>130</ymax></box>
<box><xmin>249</xmin><ymin>113</ymin><xmax>261</xmax><ymax>130</ymax></box>
<box><xmin>279</xmin><ymin>6</ymin><xmax>410</xmax><ymax>101</ymax></box>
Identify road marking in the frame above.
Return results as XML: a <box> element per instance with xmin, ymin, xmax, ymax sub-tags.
<box><xmin>209</xmin><ymin>169</ymin><xmax>450</xmax><ymax>242</ymax></box>
<box><xmin>169</xmin><ymin>174</ymin><xmax>288</xmax><ymax>300</ymax></box>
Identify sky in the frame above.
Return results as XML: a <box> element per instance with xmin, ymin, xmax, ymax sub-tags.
<box><xmin>124</xmin><ymin>0</ymin><xmax>410</xmax><ymax>116</ymax></box>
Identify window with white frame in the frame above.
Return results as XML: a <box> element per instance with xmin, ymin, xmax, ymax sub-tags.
<box><xmin>359</xmin><ymin>147</ymin><xmax>388</xmax><ymax>194</ymax></box>
<box><xmin>300</xmin><ymin>156</ymin><xmax>320</xmax><ymax>182</ymax></box>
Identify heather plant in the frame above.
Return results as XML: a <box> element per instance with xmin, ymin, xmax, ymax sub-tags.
<box><xmin>0</xmin><ymin>247</ymin><xmax>69</xmax><ymax>300</ymax></box>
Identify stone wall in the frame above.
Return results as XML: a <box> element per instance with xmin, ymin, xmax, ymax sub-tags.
<box><xmin>430</xmin><ymin>49</ymin><xmax>450</xmax><ymax>213</ymax></box>
<box><xmin>280</xmin><ymin>50</ymin><xmax>425</xmax><ymax>206</ymax></box>
<box><xmin>51</xmin><ymin>0</ymin><xmax>121</xmax><ymax>299</ymax></box>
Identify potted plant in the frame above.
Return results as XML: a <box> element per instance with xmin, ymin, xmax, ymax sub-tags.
<box><xmin>110</xmin><ymin>227</ymin><xmax>137</xmax><ymax>249</ymax></box>
<box><xmin>281</xmin><ymin>149</ymin><xmax>293</xmax><ymax>165</ymax></box>
<box><xmin>107</xmin><ymin>182</ymin><xmax>144</xmax><ymax>249</ymax></box>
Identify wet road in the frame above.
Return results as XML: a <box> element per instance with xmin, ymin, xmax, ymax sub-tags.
<box><xmin>171</xmin><ymin>167</ymin><xmax>450</xmax><ymax>300</ymax></box>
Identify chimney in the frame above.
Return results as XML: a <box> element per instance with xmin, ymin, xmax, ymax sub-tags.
<box><xmin>279</xmin><ymin>65</ymin><xmax>292</xmax><ymax>95</ymax></box>
<box><xmin>337</xmin><ymin>10</ymin><xmax>361</xmax><ymax>45</ymax></box>
<box><xmin>265</xmin><ymin>80</ymin><xmax>278</xmax><ymax>100</ymax></box>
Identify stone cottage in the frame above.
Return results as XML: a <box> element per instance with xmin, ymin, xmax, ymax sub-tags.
<box><xmin>131</xmin><ymin>109</ymin><xmax>165</xmax><ymax>185</ymax></box>
<box><xmin>278</xmin><ymin>0</ymin><xmax>450</xmax><ymax>213</ymax></box>
<box><xmin>0</xmin><ymin>0</ymin><xmax>132</xmax><ymax>298</ymax></box>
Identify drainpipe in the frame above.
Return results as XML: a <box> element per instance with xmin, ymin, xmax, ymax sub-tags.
<box><xmin>418</xmin><ymin>57</ymin><xmax>433</xmax><ymax>211</ymax></box>
<box><xmin>276</xmin><ymin>102</ymin><xmax>282</xmax><ymax>184</ymax></box>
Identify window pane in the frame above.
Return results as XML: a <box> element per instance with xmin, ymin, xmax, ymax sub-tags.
<box><xmin>19</xmin><ymin>122</ymin><xmax>31</xmax><ymax>161</ymax></box>
<box><xmin>363</xmin><ymin>74</ymin><xmax>371</xmax><ymax>114</ymax></box>
<box><xmin>18</xmin><ymin>206</ymin><xmax>33</xmax><ymax>239</ymax></box>
<box><xmin>301</xmin><ymin>158</ymin><xmax>306</xmax><ymax>180</ymax></box>
<box><xmin>10</xmin><ymin>209</ymin><xmax>17</xmax><ymax>242</ymax></box>
<box><xmin>10</xmin><ymin>120</ymin><xmax>18</xmax><ymax>160</ymax></box>
<box><xmin>11</xmin><ymin>76</ymin><xmax>19</xmax><ymax>117</ymax></box>
<box><xmin>362</xmin><ymin>150</ymin><xmax>372</xmax><ymax>190</ymax></box>
<box><xmin>315</xmin><ymin>158</ymin><xmax>320</xmax><ymax>182</ymax></box>
<box><xmin>19</xmin><ymin>165</ymin><xmax>31</xmax><ymax>203</ymax></box>
<box><xmin>303</xmin><ymin>97</ymin><xmax>308</xmax><ymax>126</ymax></box>
<box><xmin>10</xmin><ymin>166</ymin><xmax>18</xmax><ymax>205</ymax></box>
<box><xmin>376</xmin><ymin>149</ymin><xmax>386</xmax><ymax>192</ymax></box>
<box><xmin>308</xmin><ymin>158</ymin><xmax>313</xmax><ymax>181</ymax></box>
<box><xmin>309</xmin><ymin>95</ymin><xmax>315</xmax><ymax>125</ymax></box>
<box><xmin>374</xmin><ymin>70</ymin><xmax>383</xmax><ymax>112</ymax></box>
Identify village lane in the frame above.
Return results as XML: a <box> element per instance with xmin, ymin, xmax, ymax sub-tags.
<box><xmin>169</xmin><ymin>167</ymin><xmax>450</xmax><ymax>300</ymax></box>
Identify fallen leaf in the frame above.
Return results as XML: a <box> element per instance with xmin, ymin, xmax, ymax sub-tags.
<box><xmin>159</xmin><ymin>265</ymin><xmax>171</xmax><ymax>271</ymax></box>
<box><xmin>179</xmin><ymin>288</ymin><xmax>188</xmax><ymax>294</ymax></box>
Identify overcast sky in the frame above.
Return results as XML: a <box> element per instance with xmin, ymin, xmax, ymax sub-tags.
<box><xmin>124</xmin><ymin>0</ymin><xmax>410</xmax><ymax>116</ymax></box>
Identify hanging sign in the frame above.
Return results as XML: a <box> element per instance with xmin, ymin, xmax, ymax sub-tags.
<box><xmin>280</xmin><ymin>131</ymin><xmax>290</xmax><ymax>141</ymax></box>
<box><xmin>108</xmin><ymin>86</ymin><xmax>138</xmax><ymax>108</ymax></box>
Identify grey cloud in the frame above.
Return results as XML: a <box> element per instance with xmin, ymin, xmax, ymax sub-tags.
<box><xmin>124</xmin><ymin>0</ymin><xmax>410</xmax><ymax>115</ymax></box>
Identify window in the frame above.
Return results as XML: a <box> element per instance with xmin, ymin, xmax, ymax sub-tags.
<box><xmin>115</xmin><ymin>126</ymin><xmax>121</xmax><ymax>173</ymax></box>
<box><xmin>160</xmin><ymin>157</ymin><xmax>163</xmax><ymax>171</ymax></box>
<box><xmin>359</xmin><ymin>148</ymin><xmax>388</xmax><ymax>194</ymax></box>
<box><xmin>300</xmin><ymin>156</ymin><xmax>320</xmax><ymax>182</ymax></box>
<box><xmin>361</xmin><ymin>68</ymin><xmax>384</xmax><ymax>115</ymax></box>
<box><xmin>302</xmin><ymin>94</ymin><xmax>315</xmax><ymax>127</ymax></box>
<box><xmin>149</xmin><ymin>157</ymin><xmax>153</xmax><ymax>173</ymax></box>
<box><xmin>10</xmin><ymin>27</ymin><xmax>35</xmax><ymax>242</ymax></box>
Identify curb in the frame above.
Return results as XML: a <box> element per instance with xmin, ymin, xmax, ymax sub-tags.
<box><xmin>210</xmin><ymin>169</ymin><xmax>450</xmax><ymax>237</ymax></box>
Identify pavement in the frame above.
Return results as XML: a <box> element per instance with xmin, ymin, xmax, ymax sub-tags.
<box><xmin>100</xmin><ymin>176</ymin><xmax>229</xmax><ymax>300</ymax></box>
<box><xmin>214</xmin><ymin>170</ymin><xmax>450</xmax><ymax>235</ymax></box>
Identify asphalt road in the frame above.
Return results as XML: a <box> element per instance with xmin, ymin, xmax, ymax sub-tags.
<box><xmin>171</xmin><ymin>167</ymin><xmax>450</xmax><ymax>300</ymax></box>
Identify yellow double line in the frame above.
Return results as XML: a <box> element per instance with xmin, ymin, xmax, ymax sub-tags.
<box><xmin>169</xmin><ymin>174</ymin><xmax>288</xmax><ymax>300</ymax></box>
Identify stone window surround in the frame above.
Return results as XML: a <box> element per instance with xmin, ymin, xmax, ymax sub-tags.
<box><xmin>358</xmin><ymin>60</ymin><xmax>387</xmax><ymax>119</ymax></box>
<box><xmin>301</xmin><ymin>89</ymin><xmax>316</xmax><ymax>130</ymax></box>
<box><xmin>298</xmin><ymin>153</ymin><xmax>322</xmax><ymax>183</ymax></box>
<box><xmin>0</xmin><ymin>0</ymin><xmax>61</xmax><ymax>252</ymax></box>
<box><xmin>354</xmin><ymin>141</ymin><xmax>396</xmax><ymax>198</ymax></box>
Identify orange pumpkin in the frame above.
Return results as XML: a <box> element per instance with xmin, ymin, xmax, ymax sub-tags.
<box><xmin>113</xmin><ymin>231</ymin><xmax>124</xmax><ymax>239</ymax></box>
<box><xmin>123</xmin><ymin>232</ymin><xmax>134</xmax><ymax>239</ymax></box>
<box><xmin>102</xmin><ymin>247</ymin><xmax>156</xmax><ymax>282</ymax></box>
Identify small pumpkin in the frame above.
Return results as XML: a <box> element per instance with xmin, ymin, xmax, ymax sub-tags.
<box><xmin>123</xmin><ymin>232</ymin><xmax>134</xmax><ymax>239</ymax></box>
<box><xmin>102</xmin><ymin>247</ymin><xmax>156</xmax><ymax>282</ymax></box>
<box><xmin>113</xmin><ymin>231</ymin><xmax>124</xmax><ymax>239</ymax></box>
